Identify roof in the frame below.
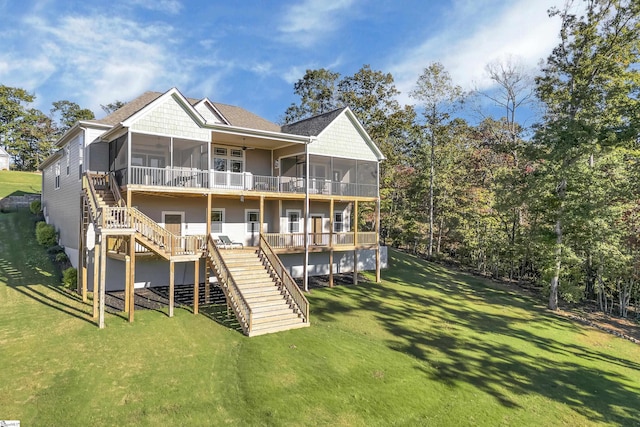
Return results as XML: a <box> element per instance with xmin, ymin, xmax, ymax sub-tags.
<box><xmin>0</xmin><ymin>146</ymin><xmax>9</xmax><ymax>156</ymax></box>
<box><xmin>90</xmin><ymin>91</ymin><xmax>163</xmax><ymax>126</ymax></box>
<box><xmin>280</xmin><ymin>107</ymin><xmax>347</xmax><ymax>137</ymax></box>
<box><xmin>89</xmin><ymin>90</ymin><xmax>281</xmax><ymax>134</ymax></box>
<box><xmin>211</xmin><ymin>102</ymin><xmax>281</xmax><ymax>132</ymax></box>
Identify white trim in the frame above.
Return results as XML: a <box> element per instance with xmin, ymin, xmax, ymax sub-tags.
<box><xmin>210</xmin><ymin>208</ymin><xmax>225</xmax><ymax>234</ymax></box>
<box><xmin>121</xmin><ymin>88</ymin><xmax>206</xmax><ymax>128</ymax></box>
<box><xmin>245</xmin><ymin>209</ymin><xmax>260</xmax><ymax>234</ymax></box>
<box><xmin>286</xmin><ymin>209</ymin><xmax>301</xmax><ymax>233</ymax></box>
<box><xmin>161</xmin><ymin>211</ymin><xmax>185</xmax><ymax>235</ymax></box>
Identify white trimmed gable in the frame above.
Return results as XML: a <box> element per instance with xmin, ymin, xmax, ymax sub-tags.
<box><xmin>194</xmin><ymin>99</ymin><xmax>227</xmax><ymax>125</ymax></box>
<box><xmin>308</xmin><ymin>111</ymin><xmax>379</xmax><ymax>161</ymax></box>
<box><xmin>128</xmin><ymin>92</ymin><xmax>210</xmax><ymax>141</ymax></box>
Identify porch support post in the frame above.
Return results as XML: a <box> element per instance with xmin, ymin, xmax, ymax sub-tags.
<box><xmin>99</xmin><ymin>235</ymin><xmax>107</xmax><ymax>328</ymax></box>
<box><xmin>169</xmin><ymin>260</ymin><xmax>175</xmax><ymax>317</ymax></box>
<box><xmin>126</xmin><ymin>188</ymin><xmax>131</xmax><ymax>207</ymax></box>
<box><xmin>127</xmin><ymin>129</ymin><xmax>131</xmax><ymax>185</ymax></box>
<box><xmin>303</xmin><ymin>145</ymin><xmax>310</xmax><ymax>292</ymax></box>
<box><xmin>329</xmin><ymin>198</ymin><xmax>334</xmax><ymax>288</ymax></box>
<box><xmin>93</xmin><ymin>242</ymin><xmax>100</xmax><ymax>318</ymax></box>
<box><xmin>78</xmin><ymin>197</ymin><xmax>84</xmax><ymax>297</ymax></box>
<box><xmin>124</xmin><ymin>254</ymin><xmax>130</xmax><ymax>313</ymax></box>
<box><xmin>129</xmin><ymin>234</ymin><xmax>135</xmax><ymax>323</ymax></box>
<box><xmin>259</xmin><ymin>195</ymin><xmax>264</xmax><ymax>236</ymax></box>
<box><xmin>353</xmin><ymin>200</ymin><xmax>358</xmax><ymax>286</ymax></box>
<box><xmin>375</xmin><ymin>198</ymin><xmax>381</xmax><ymax>283</ymax></box>
<box><xmin>205</xmin><ymin>194</ymin><xmax>211</xmax><ymax>304</ymax></box>
<box><xmin>193</xmin><ymin>259</ymin><xmax>200</xmax><ymax>315</ymax></box>
<box><xmin>82</xmin><ymin>247</ymin><xmax>88</xmax><ymax>302</ymax></box>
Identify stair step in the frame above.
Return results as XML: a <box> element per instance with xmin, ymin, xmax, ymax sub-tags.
<box><xmin>243</xmin><ymin>293</ymin><xmax>287</xmax><ymax>303</ymax></box>
<box><xmin>250</xmin><ymin>316</ymin><xmax>306</xmax><ymax>331</ymax></box>
<box><xmin>252</xmin><ymin>305</ymin><xmax>295</xmax><ymax>315</ymax></box>
<box><xmin>253</xmin><ymin>311</ymin><xmax>300</xmax><ymax>324</ymax></box>
<box><xmin>239</xmin><ymin>287</ymin><xmax>284</xmax><ymax>297</ymax></box>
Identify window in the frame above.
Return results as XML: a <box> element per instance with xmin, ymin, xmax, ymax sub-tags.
<box><xmin>334</xmin><ymin>212</ymin><xmax>344</xmax><ymax>232</ymax></box>
<box><xmin>78</xmin><ymin>141</ymin><xmax>83</xmax><ymax>179</ymax></box>
<box><xmin>211</xmin><ymin>209</ymin><xmax>224</xmax><ymax>234</ymax></box>
<box><xmin>65</xmin><ymin>147</ymin><xmax>70</xmax><ymax>175</ymax></box>
<box><xmin>213</xmin><ymin>146</ymin><xmax>244</xmax><ymax>173</ymax></box>
<box><xmin>55</xmin><ymin>163</ymin><xmax>60</xmax><ymax>189</ymax></box>
<box><xmin>246</xmin><ymin>210</ymin><xmax>259</xmax><ymax>233</ymax></box>
<box><xmin>287</xmin><ymin>210</ymin><xmax>300</xmax><ymax>233</ymax></box>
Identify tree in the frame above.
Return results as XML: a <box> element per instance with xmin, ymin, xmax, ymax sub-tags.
<box><xmin>410</xmin><ymin>62</ymin><xmax>465</xmax><ymax>257</ymax></box>
<box><xmin>535</xmin><ymin>0</ymin><xmax>640</xmax><ymax>310</ymax></box>
<box><xmin>282</xmin><ymin>68</ymin><xmax>341</xmax><ymax>123</ymax></box>
<box><xmin>50</xmin><ymin>100</ymin><xmax>95</xmax><ymax>137</ymax></box>
<box><xmin>101</xmin><ymin>101</ymin><xmax>126</xmax><ymax>115</ymax></box>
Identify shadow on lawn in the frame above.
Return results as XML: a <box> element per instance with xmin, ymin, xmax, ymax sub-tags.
<box><xmin>312</xmin><ymin>249</ymin><xmax>640</xmax><ymax>425</ymax></box>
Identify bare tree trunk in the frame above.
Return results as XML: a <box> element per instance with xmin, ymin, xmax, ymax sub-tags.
<box><xmin>549</xmin><ymin>217</ymin><xmax>562</xmax><ymax>310</ymax></box>
<box><xmin>428</xmin><ymin>130</ymin><xmax>435</xmax><ymax>258</ymax></box>
<box><xmin>437</xmin><ymin>216</ymin><xmax>444</xmax><ymax>254</ymax></box>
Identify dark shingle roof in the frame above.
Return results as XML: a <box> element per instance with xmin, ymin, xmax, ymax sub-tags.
<box><xmin>89</xmin><ymin>90</ymin><xmax>280</xmax><ymax>133</ymax></box>
<box><xmin>90</xmin><ymin>91</ymin><xmax>163</xmax><ymax>126</ymax></box>
<box><xmin>211</xmin><ymin>102</ymin><xmax>281</xmax><ymax>132</ymax></box>
<box><xmin>280</xmin><ymin>107</ymin><xmax>346</xmax><ymax>137</ymax></box>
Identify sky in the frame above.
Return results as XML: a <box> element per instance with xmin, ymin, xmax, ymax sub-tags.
<box><xmin>0</xmin><ymin>0</ymin><xmax>573</xmax><ymax>126</ymax></box>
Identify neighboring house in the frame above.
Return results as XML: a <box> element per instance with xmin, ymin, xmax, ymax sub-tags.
<box><xmin>0</xmin><ymin>146</ymin><xmax>9</xmax><ymax>170</ymax></box>
<box><xmin>40</xmin><ymin>88</ymin><xmax>386</xmax><ymax>336</ymax></box>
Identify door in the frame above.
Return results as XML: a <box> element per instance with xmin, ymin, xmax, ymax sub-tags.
<box><xmin>312</xmin><ymin>216</ymin><xmax>324</xmax><ymax>245</ymax></box>
<box><xmin>164</xmin><ymin>214</ymin><xmax>182</xmax><ymax>236</ymax></box>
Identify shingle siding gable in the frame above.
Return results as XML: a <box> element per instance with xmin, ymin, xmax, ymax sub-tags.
<box><xmin>308</xmin><ymin>113</ymin><xmax>378</xmax><ymax>161</ymax></box>
<box><xmin>130</xmin><ymin>95</ymin><xmax>210</xmax><ymax>141</ymax></box>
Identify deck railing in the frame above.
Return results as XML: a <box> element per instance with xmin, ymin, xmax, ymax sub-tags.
<box><xmin>263</xmin><ymin>231</ymin><xmax>375</xmax><ymax>249</ymax></box>
<box><xmin>124</xmin><ymin>166</ymin><xmax>376</xmax><ymax>197</ymax></box>
<box><xmin>259</xmin><ymin>235</ymin><xmax>309</xmax><ymax>323</ymax></box>
<box><xmin>206</xmin><ymin>235</ymin><xmax>252</xmax><ymax>334</ymax></box>
<box><xmin>108</xmin><ymin>172</ymin><xmax>125</xmax><ymax>206</ymax></box>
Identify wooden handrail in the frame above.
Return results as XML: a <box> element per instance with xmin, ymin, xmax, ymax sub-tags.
<box><xmin>206</xmin><ymin>235</ymin><xmax>252</xmax><ymax>334</ymax></box>
<box><xmin>108</xmin><ymin>172</ymin><xmax>125</xmax><ymax>207</ymax></box>
<box><xmin>259</xmin><ymin>234</ymin><xmax>309</xmax><ymax>323</ymax></box>
<box><xmin>83</xmin><ymin>173</ymin><xmax>103</xmax><ymax>226</ymax></box>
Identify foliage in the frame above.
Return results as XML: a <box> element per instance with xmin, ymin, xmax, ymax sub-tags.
<box><xmin>100</xmin><ymin>100</ymin><xmax>126</xmax><ymax>115</ymax></box>
<box><xmin>61</xmin><ymin>267</ymin><xmax>76</xmax><ymax>289</ymax></box>
<box><xmin>2</xmin><ymin>212</ymin><xmax>640</xmax><ymax>427</ymax></box>
<box><xmin>29</xmin><ymin>199</ymin><xmax>41</xmax><ymax>215</ymax></box>
<box><xmin>35</xmin><ymin>221</ymin><xmax>57</xmax><ymax>247</ymax></box>
<box><xmin>50</xmin><ymin>100</ymin><xmax>95</xmax><ymax>137</ymax></box>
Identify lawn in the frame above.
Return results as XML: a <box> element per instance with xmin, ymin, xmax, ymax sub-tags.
<box><xmin>0</xmin><ymin>170</ymin><xmax>41</xmax><ymax>198</ymax></box>
<box><xmin>1</xmin><ymin>209</ymin><xmax>639</xmax><ymax>426</ymax></box>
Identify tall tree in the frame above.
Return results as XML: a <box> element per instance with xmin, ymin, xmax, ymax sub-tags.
<box><xmin>101</xmin><ymin>101</ymin><xmax>126</xmax><ymax>115</ymax></box>
<box><xmin>282</xmin><ymin>68</ymin><xmax>341</xmax><ymax>123</ymax></box>
<box><xmin>410</xmin><ymin>62</ymin><xmax>465</xmax><ymax>257</ymax></box>
<box><xmin>535</xmin><ymin>0</ymin><xmax>640</xmax><ymax>310</ymax></box>
<box><xmin>50</xmin><ymin>100</ymin><xmax>95</xmax><ymax>136</ymax></box>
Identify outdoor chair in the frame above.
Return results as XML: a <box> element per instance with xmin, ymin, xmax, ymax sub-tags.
<box><xmin>217</xmin><ymin>235</ymin><xmax>244</xmax><ymax>249</ymax></box>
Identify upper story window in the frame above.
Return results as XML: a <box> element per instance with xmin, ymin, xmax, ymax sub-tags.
<box><xmin>78</xmin><ymin>141</ymin><xmax>83</xmax><ymax>180</ymax></box>
<box><xmin>65</xmin><ymin>147</ymin><xmax>70</xmax><ymax>175</ymax></box>
<box><xmin>213</xmin><ymin>147</ymin><xmax>244</xmax><ymax>173</ymax></box>
<box><xmin>55</xmin><ymin>162</ymin><xmax>60</xmax><ymax>189</ymax></box>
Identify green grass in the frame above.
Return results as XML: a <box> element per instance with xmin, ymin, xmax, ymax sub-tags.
<box><xmin>1</xmin><ymin>211</ymin><xmax>639</xmax><ymax>426</ymax></box>
<box><xmin>0</xmin><ymin>170</ymin><xmax>41</xmax><ymax>198</ymax></box>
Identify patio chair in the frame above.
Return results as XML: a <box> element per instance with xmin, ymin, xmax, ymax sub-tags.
<box><xmin>217</xmin><ymin>235</ymin><xmax>244</xmax><ymax>249</ymax></box>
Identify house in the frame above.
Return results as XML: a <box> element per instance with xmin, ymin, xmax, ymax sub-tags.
<box><xmin>39</xmin><ymin>88</ymin><xmax>387</xmax><ymax>336</ymax></box>
<box><xmin>0</xmin><ymin>146</ymin><xmax>9</xmax><ymax>170</ymax></box>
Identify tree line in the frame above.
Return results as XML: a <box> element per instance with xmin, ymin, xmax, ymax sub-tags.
<box><xmin>0</xmin><ymin>88</ymin><xmax>123</xmax><ymax>170</ymax></box>
<box><xmin>282</xmin><ymin>0</ymin><xmax>640</xmax><ymax>317</ymax></box>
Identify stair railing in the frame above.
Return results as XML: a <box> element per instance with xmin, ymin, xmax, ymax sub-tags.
<box><xmin>129</xmin><ymin>208</ymin><xmax>172</xmax><ymax>254</ymax></box>
<box><xmin>107</xmin><ymin>172</ymin><xmax>125</xmax><ymax>207</ymax></box>
<box><xmin>206</xmin><ymin>235</ymin><xmax>252</xmax><ymax>334</ymax></box>
<box><xmin>83</xmin><ymin>173</ymin><xmax>103</xmax><ymax>226</ymax></box>
<box><xmin>259</xmin><ymin>234</ymin><xmax>309</xmax><ymax>323</ymax></box>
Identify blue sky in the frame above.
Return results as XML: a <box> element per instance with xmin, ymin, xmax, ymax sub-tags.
<box><xmin>0</xmin><ymin>0</ymin><xmax>570</xmax><ymax>126</ymax></box>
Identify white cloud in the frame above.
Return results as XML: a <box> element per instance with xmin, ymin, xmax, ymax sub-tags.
<box><xmin>389</xmin><ymin>0</ymin><xmax>569</xmax><ymax>105</ymax></box>
<box><xmin>128</xmin><ymin>0</ymin><xmax>183</xmax><ymax>15</ymax></box>
<box><xmin>278</xmin><ymin>0</ymin><xmax>356</xmax><ymax>47</ymax></box>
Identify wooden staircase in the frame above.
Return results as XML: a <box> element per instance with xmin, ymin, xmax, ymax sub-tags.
<box><xmin>219</xmin><ymin>249</ymin><xmax>309</xmax><ymax>336</ymax></box>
